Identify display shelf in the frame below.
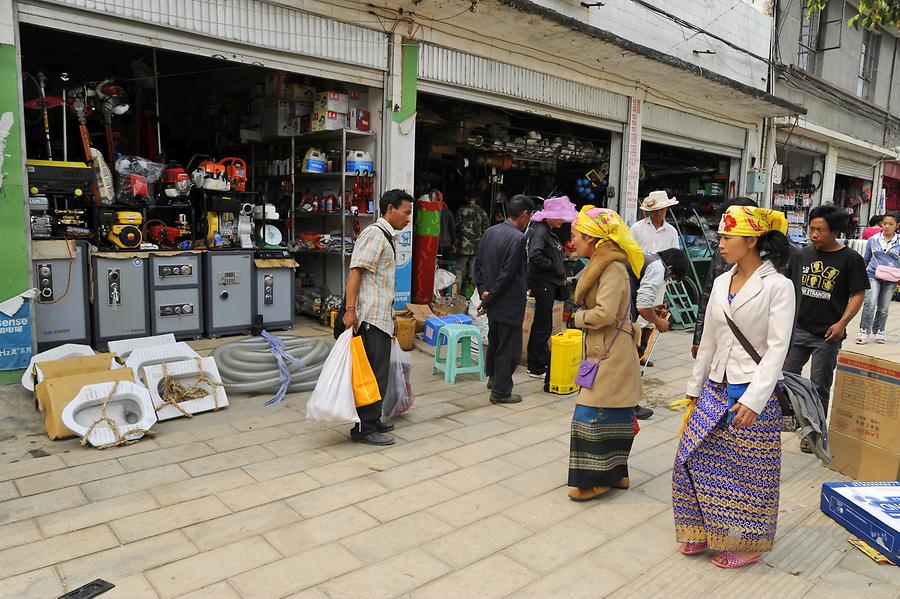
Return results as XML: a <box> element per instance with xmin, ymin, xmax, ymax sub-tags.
<box><xmin>292</xmin><ymin>248</ymin><xmax>351</xmax><ymax>257</ymax></box>
<box><xmin>292</xmin><ymin>211</ymin><xmax>376</xmax><ymax>219</ymax></box>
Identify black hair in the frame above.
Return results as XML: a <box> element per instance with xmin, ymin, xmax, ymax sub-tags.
<box><xmin>379</xmin><ymin>189</ymin><xmax>413</xmax><ymax>215</ymax></box>
<box><xmin>883</xmin><ymin>211</ymin><xmax>900</xmax><ymax>224</ymax></box>
<box><xmin>721</xmin><ymin>197</ymin><xmax>757</xmax><ymax>214</ymax></box>
<box><xmin>808</xmin><ymin>204</ymin><xmax>849</xmax><ymax>235</ymax></box>
<box><xmin>658</xmin><ymin>249</ymin><xmax>690</xmax><ymax>281</ymax></box>
<box><xmin>507</xmin><ymin>194</ymin><xmax>535</xmax><ymax>218</ymax></box>
<box><xmin>869</xmin><ymin>214</ymin><xmax>885</xmax><ymax>227</ymax></box>
<box><xmin>757</xmin><ymin>230</ymin><xmax>792</xmax><ymax>273</ymax></box>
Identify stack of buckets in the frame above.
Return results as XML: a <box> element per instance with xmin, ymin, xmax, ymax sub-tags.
<box><xmin>549</xmin><ymin>329</ymin><xmax>583</xmax><ymax>395</ymax></box>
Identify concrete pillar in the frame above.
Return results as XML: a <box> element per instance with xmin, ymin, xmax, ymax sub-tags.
<box><xmin>820</xmin><ymin>144</ymin><xmax>838</xmax><ymax>204</ymax></box>
<box><xmin>621</xmin><ymin>97</ymin><xmax>643</xmax><ymax>225</ymax></box>
<box><xmin>607</xmin><ymin>131</ymin><xmax>622</xmax><ymax>213</ymax></box>
<box><xmin>0</xmin><ymin>1</ymin><xmax>33</xmax><ymax>384</ymax></box>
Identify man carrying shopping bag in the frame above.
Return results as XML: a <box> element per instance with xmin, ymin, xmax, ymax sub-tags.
<box><xmin>342</xmin><ymin>189</ymin><xmax>414</xmax><ymax>445</ymax></box>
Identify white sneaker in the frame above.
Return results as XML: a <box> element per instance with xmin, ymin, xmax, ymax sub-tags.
<box><xmin>875</xmin><ymin>332</ymin><xmax>886</xmax><ymax>344</ymax></box>
<box><xmin>856</xmin><ymin>332</ymin><xmax>869</xmax><ymax>345</ymax></box>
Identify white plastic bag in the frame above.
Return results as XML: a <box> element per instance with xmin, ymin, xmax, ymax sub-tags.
<box><xmin>468</xmin><ymin>289</ymin><xmax>489</xmax><ymax>341</ymax></box>
<box><xmin>306</xmin><ymin>330</ymin><xmax>360</xmax><ymax>423</ymax></box>
<box><xmin>383</xmin><ymin>340</ymin><xmax>414</xmax><ymax>417</ymax></box>
<box><xmin>434</xmin><ymin>268</ymin><xmax>457</xmax><ymax>293</ymax></box>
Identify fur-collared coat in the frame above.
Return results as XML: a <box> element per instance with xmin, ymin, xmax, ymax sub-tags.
<box><xmin>573</xmin><ymin>243</ymin><xmax>642</xmax><ymax>409</ymax></box>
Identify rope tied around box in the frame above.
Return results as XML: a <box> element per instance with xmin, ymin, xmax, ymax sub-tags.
<box><xmin>80</xmin><ymin>380</ymin><xmax>156</xmax><ymax>450</ymax></box>
<box><xmin>157</xmin><ymin>358</ymin><xmax>223</xmax><ymax>418</ymax></box>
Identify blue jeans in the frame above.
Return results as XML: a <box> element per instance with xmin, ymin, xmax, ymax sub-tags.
<box><xmin>860</xmin><ymin>278</ymin><xmax>896</xmax><ymax>334</ymax></box>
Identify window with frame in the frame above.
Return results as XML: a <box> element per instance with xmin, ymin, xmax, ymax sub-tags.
<box><xmin>798</xmin><ymin>7</ymin><xmax>821</xmax><ymax>72</ymax></box>
<box><xmin>857</xmin><ymin>29</ymin><xmax>880</xmax><ymax>100</ymax></box>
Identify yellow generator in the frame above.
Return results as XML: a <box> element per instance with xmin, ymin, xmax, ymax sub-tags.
<box><xmin>107</xmin><ymin>211</ymin><xmax>143</xmax><ymax>248</ymax></box>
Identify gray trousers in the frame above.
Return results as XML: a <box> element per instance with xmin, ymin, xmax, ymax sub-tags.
<box><xmin>784</xmin><ymin>327</ymin><xmax>842</xmax><ymax>413</ymax></box>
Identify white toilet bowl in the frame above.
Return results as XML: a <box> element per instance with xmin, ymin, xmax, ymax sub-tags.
<box><xmin>124</xmin><ymin>342</ymin><xmax>200</xmax><ymax>385</ymax></box>
<box><xmin>62</xmin><ymin>381</ymin><xmax>157</xmax><ymax>448</ymax></box>
<box><xmin>144</xmin><ymin>356</ymin><xmax>229</xmax><ymax>421</ymax></box>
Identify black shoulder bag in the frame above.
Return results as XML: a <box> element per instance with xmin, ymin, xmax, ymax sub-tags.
<box><xmin>333</xmin><ymin>225</ymin><xmax>395</xmax><ymax>339</ymax></box>
<box><xmin>723</xmin><ymin>313</ymin><xmax>794</xmax><ymax>416</ymax></box>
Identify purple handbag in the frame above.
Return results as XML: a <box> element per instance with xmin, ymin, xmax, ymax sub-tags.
<box><xmin>574</xmin><ymin>312</ymin><xmax>629</xmax><ymax>389</ymax></box>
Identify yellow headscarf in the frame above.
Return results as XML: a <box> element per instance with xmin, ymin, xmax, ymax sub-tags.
<box><xmin>573</xmin><ymin>206</ymin><xmax>645</xmax><ymax>275</ymax></box>
<box><xmin>718</xmin><ymin>206</ymin><xmax>789</xmax><ymax>237</ymax></box>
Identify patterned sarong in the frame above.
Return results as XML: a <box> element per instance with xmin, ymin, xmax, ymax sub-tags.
<box><xmin>672</xmin><ymin>380</ymin><xmax>782</xmax><ymax>552</ymax></box>
<box><xmin>568</xmin><ymin>404</ymin><xmax>635</xmax><ymax>488</ymax></box>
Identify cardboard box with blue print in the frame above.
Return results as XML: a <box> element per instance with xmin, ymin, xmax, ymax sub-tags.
<box><xmin>821</xmin><ymin>482</ymin><xmax>900</xmax><ymax>565</ymax></box>
<box><xmin>828</xmin><ymin>347</ymin><xmax>900</xmax><ymax>481</ymax></box>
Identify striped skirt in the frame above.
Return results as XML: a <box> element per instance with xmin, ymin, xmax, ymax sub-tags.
<box><xmin>568</xmin><ymin>404</ymin><xmax>636</xmax><ymax>488</ymax></box>
<box><xmin>672</xmin><ymin>380</ymin><xmax>782</xmax><ymax>553</ymax></box>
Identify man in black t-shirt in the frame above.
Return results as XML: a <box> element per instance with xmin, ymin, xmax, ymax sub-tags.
<box><xmin>785</xmin><ymin>205</ymin><xmax>868</xmax><ymax>445</ymax></box>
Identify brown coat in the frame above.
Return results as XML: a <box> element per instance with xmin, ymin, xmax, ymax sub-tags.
<box><xmin>572</xmin><ymin>244</ymin><xmax>642</xmax><ymax>409</ymax></box>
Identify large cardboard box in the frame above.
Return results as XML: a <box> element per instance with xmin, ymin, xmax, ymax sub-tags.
<box><xmin>262</xmin><ymin>101</ymin><xmax>313</xmax><ymax>138</ymax></box>
<box><xmin>310</xmin><ymin>111</ymin><xmax>348</xmax><ymax>132</ymax></box>
<box><xmin>36</xmin><ymin>368</ymin><xmax>135</xmax><ymax>440</ymax></box>
<box><xmin>828</xmin><ymin>349</ymin><xmax>900</xmax><ymax>480</ymax></box>
<box><xmin>520</xmin><ymin>298</ymin><xmax>565</xmax><ymax>364</ymax></box>
<box><xmin>34</xmin><ymin>354</ymin><xmax>120</xmax><ymax>382</ymax></box>
<box><xmin>405</xmin><ymin>304</ymin><xmax>435</xmax><ymax>334</ymax></box>
<box><xmin>315</xmin><ymin>91</ymin><xmax>349</xmax><ymax>113</ymax></box>
<box><xmin>821</xmin><ymin>481</ymin><xmax>900</xmax><ymax>565</ymax></box>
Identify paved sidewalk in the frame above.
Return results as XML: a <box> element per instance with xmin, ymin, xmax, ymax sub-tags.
<box><xmin>0</xmin><ymin>316</ymin><xmax>898</xmax><ymax>598</ymax></box>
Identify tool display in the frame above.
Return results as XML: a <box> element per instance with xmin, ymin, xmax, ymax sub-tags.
<box><xmin>149</xmin><ymin>253</ymin><xmax>203</xmax><ymax>339</ymax></box>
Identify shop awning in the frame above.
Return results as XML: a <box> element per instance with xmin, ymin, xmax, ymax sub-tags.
<box><xmin>884</xmin><ymin>162</ymin><xmax>900</xmax><ymax>181</ymax></box>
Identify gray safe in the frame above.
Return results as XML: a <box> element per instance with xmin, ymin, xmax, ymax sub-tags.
<box><xmin>253</xmin><ymin>263</ymin><xmax>294</xmax><ymax>331</ymax></box>
<box><xmin>91</xmin><ymin>255</ymin><xmax>150</xmax><ymax>350</ymax></box>
<box><xmin>204</xmin><ymin>251</ymin><xmax>253</xmax><ymax>337</ymax></box>
<box><xmin>149</xmin><ymin>253</ymin><xmax>203</xmax><ymax>340</ymax></box>
<box><xmin>32</xmin><ymin>240</ymin><xmax>91</xmax><ymax>351</ymax></box>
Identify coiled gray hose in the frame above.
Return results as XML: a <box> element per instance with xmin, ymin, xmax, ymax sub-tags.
<box><xmin>212</xmin><ymin>334</ymin><xmax>332</xmax><ymax>394</ymax></box>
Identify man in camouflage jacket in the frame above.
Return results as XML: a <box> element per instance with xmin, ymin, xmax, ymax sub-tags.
<box><xmin>456</xmin><ymin>192</ymin><xmax>490</xmax><ymax>291</ymax></box>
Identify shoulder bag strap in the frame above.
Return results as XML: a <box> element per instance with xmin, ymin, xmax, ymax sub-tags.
<box><xmin>724</xmin><ymin>313</ymin><xmax>762</xmax><ymax>365</ymax></box>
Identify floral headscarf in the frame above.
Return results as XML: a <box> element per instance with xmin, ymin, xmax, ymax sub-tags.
<box><xmin>573</xmin><ymin>205</ymin><xmax>645</xmax><ymax>275</ymax></box>
<box><xmin>719</xmin><ymin>206</ymin><xmax>789</xmax><ymax>237</ymax></box>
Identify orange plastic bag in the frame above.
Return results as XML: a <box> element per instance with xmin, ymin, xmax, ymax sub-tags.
<box><xmin>350</xmin><ymin>335</ymin><xmax>381</xmax><ymax>407</ymax></box>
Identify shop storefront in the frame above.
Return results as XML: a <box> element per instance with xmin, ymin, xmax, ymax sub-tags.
<box><xmin>834</xmin><ymin>153</ymin><xmax>877</xmax><ymax>237</ymax></box>
<box><xmin>14</xmin><ymin>0</ymin><xmax>388</xmax><ymax>349</ymax></box>
<box><xmin>773</xmin><ymin>146</ymin><xmax>824</xmax><ymax>241</ymax></box>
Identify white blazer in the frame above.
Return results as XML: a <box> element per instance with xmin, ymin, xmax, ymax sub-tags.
<box><xmin>686</xmin><ymin>260</ymin><xmax>796</xmax><ymax>415</ymax></box>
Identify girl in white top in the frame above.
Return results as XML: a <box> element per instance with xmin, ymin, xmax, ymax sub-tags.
<box><xmin>672</xmin><ymin>206</ymin><xmax>796</xmax><ymax>570</ymax></box>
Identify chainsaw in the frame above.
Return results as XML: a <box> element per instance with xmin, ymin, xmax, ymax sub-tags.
<box><xmin>219</xmin><ymin>157</ymin><xmax>247</xmax><ymax>192</ymax></box>
<box><xmin>187</xmin><ymin>154</ymin><xmax>230</xmax><ymax>192</ymax></box>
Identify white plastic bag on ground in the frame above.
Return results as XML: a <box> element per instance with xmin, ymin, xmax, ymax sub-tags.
<box><xmin>383</xmin><ymin>340</ymin><xmax>414</xmax><ymax>417</ymax></box>
<box><xmin>468</xmin><ymin>289</ymin><xmax>489</xmax><ymax>357</ymax></box>
<box><xmin>306</xmin><ymin>329</ymin><xmax>360</xmax><ymax>423</ymax></box>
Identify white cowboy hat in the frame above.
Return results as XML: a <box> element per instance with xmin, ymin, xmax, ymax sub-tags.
<box><xmin>640</xmin><ymin>190</ymin><xmax>678</xmax><ymax>211</ymax></box>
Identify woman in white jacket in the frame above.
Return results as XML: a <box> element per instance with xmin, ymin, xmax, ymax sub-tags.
<box><xmin>672</xmin><ymin>205</ymin><xmax>796</xmax><ymax>570</ymax></box>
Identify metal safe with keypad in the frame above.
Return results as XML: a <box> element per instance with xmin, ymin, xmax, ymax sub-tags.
<box><xmin>203</xmin><ymin>251</ymin><xmax>254</xmax><ymax>337</ymax></box>
<box><xmin>149</xmin><ymin>253</ymin><xmax>203</xmax><ymax>339</ymax></box>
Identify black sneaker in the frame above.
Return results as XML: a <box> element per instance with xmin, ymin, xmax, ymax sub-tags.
<box><xmin>526</xmin><ymin>369</ymin><xmax>547</xmax><ymax>379</ymax></box>
<box><xmin>490</xmin><ymin>393</ymin><xmax>522</xmax><ymax>404</ymax></box>
<box><xmin>351</xmin><ymin>432</ymin><xmax>396</xmax><ymax>445</ymax></box>
<box><xmin>376</xmin><ymin>421</ymin><xmax>395</xmax><ymax>433</ymax></box>
<box><xmin>634</xmin><ymin>405</ymin><xmax>654</xmax><ymax>420</ymax></box>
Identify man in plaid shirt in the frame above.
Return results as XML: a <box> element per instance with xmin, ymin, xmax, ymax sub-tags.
<box><xmin>343</xmin><ymin>189</ymin><xmax>413</xmax><ymax>445</ymax></box>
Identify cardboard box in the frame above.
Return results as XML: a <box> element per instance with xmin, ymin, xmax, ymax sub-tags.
<box><xmin>830</xmin><ymin>349</ymin><xmax>900</xmax><ymax>452</ymax></box>
<box><xmin>827</xmin><ymin>431</ymin><xmax>900</xmax><ymax>481</ymax></box>
<box><xmin>288</xmin><ymin>83</ymin><xmax>316</xmax><ymax>103</ymax></box>
<box><xmin>265</xmin><ymin>71</ymin><xmax>290</xmax><ymax>100</ymax></box>
<box><xmin>263</xmin><ymin>101</ymin><xmax>313</xmax><ymax>137</ymax></box>
<box><xmin>432</xmin><ymin>296</ymin><xmax>469</xmax><ymax>317</ymax></box>
<box><xmin>520</xmin><ymin>298</ymin><xmax>565</xmax><ymax>364</ymax></box>
<box><xmin>406</xmin><ymin>304</ymin><xmax>435</xmax><ymax>334</ymax></box>
<box><xmin>348</xmin><ymin>90</ymin><xmax>368</xmax><ymax>111</ymax></box>
<box><xmin>36</xmin><ymin>369</ymin><xmax>135</xmax><ymax>440</ymax></box>
<box><xmin>34</xmin><ymin>354</ymin><xmax>121</xmax><ymax>386</ymax></box>
<box><xmin>821</xmin><ymin>481</ymin><xmax>900</xmax><ymax>565</ymax></box>
<box><xmin>310</xmin><ymin>111</ymin><xmax>348</xmax><ymax>132</ymax></box>
<box><xmin>315</xmin><ymin>91</ymin><xmax>349</xmax><ymax>113</ymax></box>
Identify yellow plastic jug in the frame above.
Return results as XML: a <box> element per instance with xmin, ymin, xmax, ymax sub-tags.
<box><xmin>549</xmin><ymin>328</ymin><xmax>582</xmax><ymax>395</ymax></box>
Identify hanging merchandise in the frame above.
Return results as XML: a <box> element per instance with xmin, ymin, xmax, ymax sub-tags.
<box><xmin>412</xmin><ymin>195</ymin><xmax>441</xmax><ymax>304</ymax></box>
<box><xmin>302</xmin><ymin>148</ymin><xmax>327</xmax><ymax>173</ymax></box>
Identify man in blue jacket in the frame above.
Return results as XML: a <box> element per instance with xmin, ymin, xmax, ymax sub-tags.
<box><xmin>475</xmin><ymin>195</ymin><xmax>535</xmax><ymax>404</ymax></box>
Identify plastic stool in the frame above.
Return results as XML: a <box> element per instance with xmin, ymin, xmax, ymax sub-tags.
<box><xmin>433</xmin><ymin>324</ymin><xmax>485</xmax><ymax>384</ymax></box>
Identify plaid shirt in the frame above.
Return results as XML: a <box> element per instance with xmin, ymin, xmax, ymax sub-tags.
<box><xmin>350</xmin><ymin>218</ymin><xmax>397</xmax><ymax>335</ymax></box>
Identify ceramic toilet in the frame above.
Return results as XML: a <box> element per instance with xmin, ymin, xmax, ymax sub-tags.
<box><xmin>62</xmin><ymin>381</ymin><xmax>157</xmax><ymax>448</ymax></box>
<box><xmin>144</xmin><ymin>356</ymin><xmax>229</xmax><ymax>421</ymax></box>
<box><xmin>22</xmin><ymin>343</ymin><xmax>95</xmax><ymax>391</ymax></box>
<box><xmin>125</xmin><ymin>342</ymin><xmax>200</xmax><ymax>385</ymax></box>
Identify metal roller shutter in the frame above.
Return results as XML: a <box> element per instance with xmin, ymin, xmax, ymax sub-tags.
<box><xmin>836</xmin><ymin>156</ymin><xmax>875</xmax><ymax>181</ymax></box>
<box><xmin>642</xmin><ymin>103</ymin><xmax>747</xmax><ymax>158</ymax></box>
<box><xmin>17</xmin><ymin>0</ymin><xmax>388</xmax><ymax>87</ymax></box>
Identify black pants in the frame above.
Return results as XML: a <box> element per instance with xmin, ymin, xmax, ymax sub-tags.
<box><xmin>351</xmin><ymin>323</ymin><xmax>391</xmax><ymax>438</ymax></box>
<box><xmin>784</xmin><ymin>327</ymin><xmax>842</xmax><ymax>414</ymax></box>
<box><xmin>486</xmin><ymin>317</ymin><xmax>522</xmax><ymax>397</ymax></box>
<box><xmin>527</xmin><ymin>284</ymin><xmax>557</xmax><ymax>374</ymax></box>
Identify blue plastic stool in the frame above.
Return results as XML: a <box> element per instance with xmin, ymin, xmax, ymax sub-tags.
<box><xmin>433</xmin><ymin>324</ymin><xmax>485</xmax><ymax>384</ymax></box>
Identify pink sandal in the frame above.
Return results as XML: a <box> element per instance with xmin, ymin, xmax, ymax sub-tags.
<box><xmin>711</xmin><ymin>551</ymin><xmax>761</xmax><ymax>569</ymax></box>
<box><xmin>679</xmin><ymin>542</ymin><xmax>708</xmax><ymax>556</ymax></box>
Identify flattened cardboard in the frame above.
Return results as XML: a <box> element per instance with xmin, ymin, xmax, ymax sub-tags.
<box><xmin>831</xmin><ymin>350</ymin><xmax>900</xmax><ymax>452</ymax></box>
<box><xmin>36</xmin><ymin>369</ymin><xmax>135</xmax><ymax>440</ymax></box>
<box><xmin>821</xmin><ymin>481</ymin><xmax>900</xmax><ymax>565</ymax></box>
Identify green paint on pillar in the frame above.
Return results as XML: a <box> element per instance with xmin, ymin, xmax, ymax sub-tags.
<box><xmin>0</xmin><ymin>43</ymin><xmax>30</xmax><ymax>385</ymax></box>
<box><xmin>392</xmin><ymin>39</ymin><xmax>418</xmax><ymax>124</ymax></box>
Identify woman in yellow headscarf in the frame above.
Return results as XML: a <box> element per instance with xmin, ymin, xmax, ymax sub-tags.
<box><xmin>673</xmin><ymin>205</ymin><xmax>795</xmax><ymax>569</ymax></box>
<box><xmin>566</xmin><ymin>206</ymin><xmax>643</xmax><ymax>502</ymax></box>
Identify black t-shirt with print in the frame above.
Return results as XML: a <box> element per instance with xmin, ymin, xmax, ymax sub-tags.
<box><xmin>796</xmin><ymin>245</ymin><xmax>869</xmax><ymax>337</ymax></box>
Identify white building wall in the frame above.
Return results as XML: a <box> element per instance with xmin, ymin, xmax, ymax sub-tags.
<box><xmin>531</xmin><ymin>0</ymin><xmax>772</xmax><ymax>90</ymax></box>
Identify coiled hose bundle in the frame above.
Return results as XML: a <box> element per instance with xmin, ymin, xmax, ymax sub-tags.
<box><xmin>212</xmin><ymin>334</ymin><xmax>332</xmax><ymax>403</ymax></box>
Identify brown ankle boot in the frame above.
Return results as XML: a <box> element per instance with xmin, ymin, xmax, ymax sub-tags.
<box><xmin>614</xmin><ymin>477</ymin><xmax>630</xmax><ymax>490</ymax></box>
<box><xmin>567</xmin><ymin>486</ymin><xmax>611</xmax><ymax>502</ymax></box>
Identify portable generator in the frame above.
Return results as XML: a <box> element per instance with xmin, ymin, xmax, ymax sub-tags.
<box><xmin>104</xmin><ymin>210</ymin><xmax>143</xmax><ymax>248</ymax></box>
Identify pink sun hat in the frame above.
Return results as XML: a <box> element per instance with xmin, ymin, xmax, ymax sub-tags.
<box><xmin>531</xmin><ymin>196</ymin><xmax>579</xmax><ymax>222</ymax></box>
